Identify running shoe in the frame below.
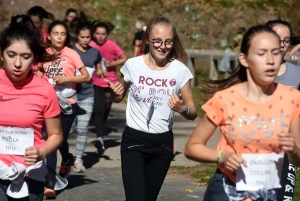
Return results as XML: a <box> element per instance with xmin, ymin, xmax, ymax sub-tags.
<box><xmin>94</xmin><ymin>137</ymin><xmax>105</xmax><ymax>153</ymax></box>
<box><xmin>44</xmin><ymin>188</ymin><xmax>56</xmax><ymax>199</ymax></box>
<box><xmin>74</xmin><ymin>158</ymin><xmax>86</xmax><ymax>173</ymax></box>
<box><xmin>59</xmin><ymin>153</ymin><xmax>73</xmax><ymax>178</ymax></box>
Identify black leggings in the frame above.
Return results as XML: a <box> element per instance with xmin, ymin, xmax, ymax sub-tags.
<box><xmin>59</xmin><ymin>103</ymin><xmax>78</xmax><ymax>162</ymax></box>
<box><xmin>121</xmin><ymin>126</ymin><xmax>174</xmax><ymax>201</ymax></box>
<box><xmin>94</xmin><ymin>85</ymin><xmax>112</xmax><ymax>138</ymax></box>
<box><xmin>0</xmin><ymin>179</ymin><xmax>44</xmax><ymax>201</ymax></box>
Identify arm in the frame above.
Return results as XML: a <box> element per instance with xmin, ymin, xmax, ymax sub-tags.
<box><xmin>134</xmin><ymin>39</ymin><xmax>142</xmax><ymax>56</ymax></box>
<box><xmin>184</xmin><ymin>114</ymin><xmax>219</xmax><ymax>163</ymax></box>
<box><xmin>95</xmin><ymin>63</ymin><xmax>107</xmax><ymax>77</ymax></box>
<box><xmin>168</xmin><ymin>80</ymin><xmax>197</xmax><ymax>120</ymax></box>
<box><xmin>105</xmin><ymin>75</ymin><xmax>130</xmax><ymax>103</ymax></box>
<box><xmin>179</xmin><ymin>80</ymin><xmax>197</xmax><ymax>120</ymax></box>
<box><xmin>39</xmin><ymin>116</ymin><xmax>63</xmax><ymax>159</ymax></box>
<box><xmin>282</xmin><ymin>118</ymin><xmax>300</xmax><ymax>166</ymax></box>
<box><xmin>53</xmin><ymin>66</ymin><xmax>90</xmax><ymax>84</ymax></box>
<box><xmin>184</xmin><ymin>114</ymin><xmax>246</xmax><ymax>171</ymax></box>
<box><xmin>287</xmin><ymin>44</ymin><xmax>300</xmax><ymax>58</ymax></box>
<box><xmin>104</xmin><ymin>54</ymin><xmax>127</xmax><ymax>68</ymax></box>
<box><xmin>24</xmin><ymin>116</ymin><xmax>63</xmax><ymax>165</ymax></box>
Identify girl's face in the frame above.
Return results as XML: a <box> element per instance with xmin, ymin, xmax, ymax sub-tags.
<box><xmin>48</xmin><ymin>25</ymin><xmax>67</xmax><ymax>51</ymax></box>
<box><xmin>272</xmin><ymin>25</ymin><xmax>291</xmax><ymax>56</ymax></box>
<box><xmin>93</xmin><ymin>27</ymin><xmax>108</xmax><ymax>45</ymax></box>
<box><xmin>30</xmin><ymin>15</ymin><xmax>42</xmax><ymax>29</ymax></box>
<box><xmin>240</xmin><ymin>32</ymin><xmax>282</xmax><ymax>85</ymax></box>
<box><xmin>2</xmin><ymin>40</ymin><xmax>34</xmax><ymax>82</ymax></box>
<box><xmin>77</xmin><ymin>29</ymin><xmax>91</xmax><ymax>48</ymax></box>
<box><xmin>147</xmin><ymin>24</ymin><xmax>174</xmax><ymax>61</ymax></box>
<box><xmin>66</xmin><ymin>12</ymin><xmax>77</xmax><ymax>24</ymax></box>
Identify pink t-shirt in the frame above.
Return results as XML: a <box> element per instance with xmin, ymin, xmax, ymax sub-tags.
<box><xmin>0</xmin><ymin>69</ymin><xmax>60</xmax><ymax>167</ymax></box>
<box><xmin>39</xmin><ymin>27</ymin><xmax>48</xmax><ymax>44</ymax></box>
<box><xmin>89</xmin><ymin>40</ymin><xmax>124</xmax><ymax>88</ymax></box>
<box><xmin>42</xmin><ymin>46</ymin><xmax>84</xmax><ymax>103</ymax></box>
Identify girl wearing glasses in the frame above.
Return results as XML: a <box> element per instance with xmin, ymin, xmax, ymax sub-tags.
<box><xmin>90</xmin><ymin>22</ymin><xmax>127</xmax><ymax>153</ymax></box>
<box><xmin>106</xmin><ymin>14</ymin><xmax>197</xmax><ymax>200</ymax></box>
<box><xmin>266</xmin><ymin>19</ymin><xmax>300</xmax><ymax>200</ymax></box>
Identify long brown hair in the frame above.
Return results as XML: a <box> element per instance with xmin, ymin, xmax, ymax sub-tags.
<box><xmin>200</xmin><ymin>25</ymin><xmax>280</xmax><ymax>101</ymax></box>
<box><xmin>141</xmin><ymin>14</ymin><xmax>188</xmax><ymax>63</ymax></box>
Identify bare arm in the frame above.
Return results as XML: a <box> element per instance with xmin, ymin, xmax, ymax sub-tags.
<box><xmin>24</xmin><ymin>116</ymin><xmax>63</xmax><ymax>165</ymax></box>
<box><xmin>95</xmin><ymin>63</ymin><xmax>107</xmax><ymax>77</ymax></box>
<box><xmin>39</xmin><ymin>116</ymin><xmax>63</xmax><ymax>159</ymax></box>
<box><xmin>184</xmin><ymin>114</ymin><xmax>219</xmax><ymax>163</ymax></box>
<box><xmin>179</xmin><ymin>80</ymin><xmax>197</xmax><ymax>120</ymax></box>
<box><xmin>53</xmin><ymin>66</ymin><xmax>90</xmax><ymax>84</ymax></box>
<box><xmin>105</xmin><ymin>54</ymin><xmax>127</xmax><ymax>68</ymax></box>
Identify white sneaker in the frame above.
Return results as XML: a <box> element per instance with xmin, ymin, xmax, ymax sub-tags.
<box><xmin>74</xmin><ymin>158</ymin><xmax>86</xmax><ymax>173</ymax></box>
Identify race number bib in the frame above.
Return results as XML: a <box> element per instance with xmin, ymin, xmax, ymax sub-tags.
<box><xmin>152</xmin><ymin>93</ymin><xmax>171</xmax><ymax>120</ymax></box>
<box><xmin>0</xmin><ymin>126</ymin><xmax>34</xmax><ymax>155</ymax></box>
<box><xmin>236</xmin><ymin>153</ymin><xmax>284</xmax><ymax>190</ymax></box>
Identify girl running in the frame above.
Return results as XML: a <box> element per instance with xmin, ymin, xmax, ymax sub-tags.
<box><xmin>0</xmin><ymin>15</ymin><xmax>62</xmax><ymax>201</ymax></box>
<box><xmin>106</xmin><ymin>14</ymin><xmax>197</xmax><ymax>201</ymax></box>
<box><xmin>72</xmin><ymin>21</ymin><xmax>104</xmax><ymax>172</ymax></box>
<box><xmin>38</xmin><ymin>20</ymin><xmax>90</xmax><ymax>198</ymax></box>
<box><xmin>90</xmin><ymin>22</ymin><xmax>127</xmax><ymax>152</ymax></box>
<box><xmin>184</xmin><ymin>25</ymin><xmax>300</xmax><ymax>201</ymax></box>
<box><xmin>27</xmin><ymin>6</ymin><xmax>55</xmax><ymax>44</ymax></box>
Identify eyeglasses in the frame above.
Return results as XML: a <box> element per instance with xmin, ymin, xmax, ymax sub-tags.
<box><xmin>280</xmin><ymin>39</ymin><xmax>290</xmax><ymax>46</ymax></box>
<box><xmin>149</xmin><ymin>38</ymin><xmax>174</xmax><ymax>49</ymax></box>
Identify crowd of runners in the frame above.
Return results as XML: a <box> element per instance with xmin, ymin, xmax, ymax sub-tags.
<box><xmin>0</xmin><ymin>4</ymin><xmax>300</xmax><ymax>201</ymax></box>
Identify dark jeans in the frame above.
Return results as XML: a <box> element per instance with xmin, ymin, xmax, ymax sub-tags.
<box><xmin>59</xmin><ymin>103</ymin><xmax>78</xmax><ymax>162</ymax></box>
<box><xmin>121</xmin><ymin>126</ymin><xmax>174</xmax><ymax>201</ymax></box>
<box><xmin>203</xmin><ymin>168</ymin><xmax>229</xmax><ymax>201</ymax></box>
<box><xmin>0</xmin><ymin>179</ymin><xmax>44</xmax><ymax>201</ymax></box>
<box><xmin>94</xmin><ymin>85</ymin><xmax>112</xmax><ymax>138</ymax></box>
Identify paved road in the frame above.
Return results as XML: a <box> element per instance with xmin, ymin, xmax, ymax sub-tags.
<box><xmin>51</xmin><ymin>103</ymin><xmax>220</xmax><ymax>200</ymax></box>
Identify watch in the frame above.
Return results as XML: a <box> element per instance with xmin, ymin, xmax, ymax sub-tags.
<box><xmin>180</xmin><ymin>105</ymin><xmax>189</xmax><ymax>115</ymax></box>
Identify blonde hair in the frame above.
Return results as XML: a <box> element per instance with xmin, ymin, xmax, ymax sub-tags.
<box><xmin>141</xmin><ymin>14</ymin><xmax>188</xmax><ymax>63</ymax></box>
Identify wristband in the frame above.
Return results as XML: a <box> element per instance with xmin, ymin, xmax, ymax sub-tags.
<box><xmin>217</xmin><ymin>149</ymin><xmax>224</xmax><ymax>164</ymax></box>
<box><xmin>180</xmin><ymin>105</ymin><xmax>190</xmax><ymax>115</ymax></box>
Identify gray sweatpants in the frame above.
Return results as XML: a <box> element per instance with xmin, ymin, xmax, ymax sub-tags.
<box><xmin>73</xmin><ymin>96</ymin><xmax>94</xmax><ymax>159</ymax></box>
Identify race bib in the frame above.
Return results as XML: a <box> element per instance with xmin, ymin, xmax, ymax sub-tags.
<box><xmin>236</xmin><ymin>153</ymin><xmax>284</xmax><ymax>190</ymax></box>
<box><xmin>152</xmin><ymin>93</ymin><xmax>171</xmax><ymax>120</ymax></box>
<box><xmin>0</xmin><ymin>126</ymin><xmax>34</xmax><ymax>155</ymax></box>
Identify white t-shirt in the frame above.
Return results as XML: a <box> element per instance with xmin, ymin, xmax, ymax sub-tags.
<box><xmin>120</xmin><ymin>56</ymin><xmax>193</xmax><ymax>133</ymax></box>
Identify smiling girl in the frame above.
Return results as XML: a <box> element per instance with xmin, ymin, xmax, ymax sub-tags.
<box><xmin>106</xmin><ymin>14</ymin><xmax>197</xmax><ymax>201</ymax></box>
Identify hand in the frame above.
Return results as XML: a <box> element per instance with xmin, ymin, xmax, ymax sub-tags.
<box><xmin>168</xmin><ymin>94</ymin><xmax>184</xmax><ymax>113</ymax></box>
<box><xmin>278</xmin><ymin>133</ymin><xmax>296</xmax><ymax>153</ymax></box>
<box><xmin>102</xmin><ymin>70</ymin><xmax>108</xmax><ymax>77</ymax></box>
<box><xmin>24</xmin><ymin>146</ymin><xmax>42</xmax><ymax>165</ymax></box>
<box><xmin>53</xmin><ymin>76</ymin><xmax>69</xmax><ymax>84</ymax></box>
<box><xmin>222</xmin><ymin>151</ymin><xmax>247</xmax><ymax>172</ymax></box>
<box><xmin>104</xmin><ymin>60</ymin><xmax>112</xmax><ymax>67</ymax></box>
<box><xmin>104</xmin><ymin>79</ymin><xmax>124</xmax><ymax>96</ymax></box>
<box><xmin>96</xmin><ymin>69</ymin><xmax>104</xmax><ymax>77</ymax></box>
